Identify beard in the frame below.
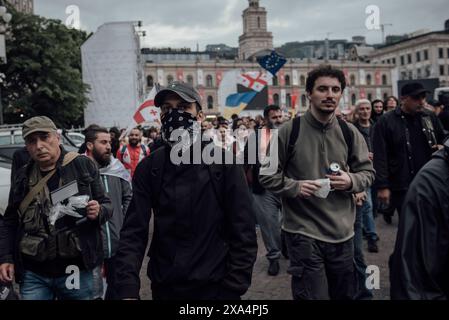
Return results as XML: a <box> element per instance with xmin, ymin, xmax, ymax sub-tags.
<box><xmin>128</xmin><ymin>139</ymin><xmax>139</xmax><ymax>147</ymax></box>
<box><xmin>93</xmin><ymin>148</ymin><xmax>111</xmax><ymax>168</ymax></box>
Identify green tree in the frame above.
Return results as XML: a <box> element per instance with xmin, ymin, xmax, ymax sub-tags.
<box><xmin>0</xmin><ymin>8</ymin><xmax>90</xmax><ymax>127</ymax></box>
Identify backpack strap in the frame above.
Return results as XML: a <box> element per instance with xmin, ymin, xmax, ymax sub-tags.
<box><xmin>283</xmin><ymin>117</ymin><xmax>301</xmax><ymax>182</ymax></box>
<box><xmin>337</xmin><ymin>118</ymin><xmax>354</xmax><ymax>165</ymax></box>
<box><xmin>19</xmin><ymin>152</ymin><xmax>80</xmax><ymax>216</ymax></box>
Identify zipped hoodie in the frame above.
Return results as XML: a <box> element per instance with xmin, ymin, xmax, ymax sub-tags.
<box><xmin>259</xmin><ymin>111</ymin><xmax>375</xmax><ymax>243</ymax></box>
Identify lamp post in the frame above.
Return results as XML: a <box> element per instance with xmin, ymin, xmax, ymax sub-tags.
<box><xmin>0</xmin><ymin>4</ymin><xmax>12</xmax><ymax>125</ymax></box>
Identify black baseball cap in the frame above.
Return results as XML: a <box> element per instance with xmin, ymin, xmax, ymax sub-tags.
<box><xmin>401</xmin><ymin>83</ymin><xmax>430</xmax><ymax>97</ymax></box>
<box><xmin>154</xmin><ymin>81</ymin><xmax>202</xmax><ymax>109</ymax></box>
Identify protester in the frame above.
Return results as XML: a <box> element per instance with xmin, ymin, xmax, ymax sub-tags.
<box><xmin>114</xmin><ymin>81</ymin><xmax>257</xmax><ymax>300</ymax></box>
<box><xmin>85</xmin><ymin>126</ymin><xmax>132</xmax><ymax>300</ymax></box>
<box><xmin>260</xmin><ymin>65</ymin><xmax>375</xmax><ymax>300</ymax></box>
<box><xmin>0</xmin><ymin>116</ymin><xmax>112</xmax><ymax>300</ymax></box>
<box><xmin>116</xmin><ymin>127</ymin><xmax>150</xmax><ymax>178</ymax></box>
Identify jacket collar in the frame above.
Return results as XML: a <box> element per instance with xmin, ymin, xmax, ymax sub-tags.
<box><xmin>304</xmin><ymin>109</ymin><xmax>337</xmax><ymax>131</ymax></box>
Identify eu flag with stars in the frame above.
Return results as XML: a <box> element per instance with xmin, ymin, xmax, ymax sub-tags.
<box><xmin>257</xmin><ymin>50</ymin><xmax>287</xmax><ymax>77</ymax></box>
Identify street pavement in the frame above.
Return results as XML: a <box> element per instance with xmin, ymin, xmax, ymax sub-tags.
<box><xmin>139</xmin><ymin>213</ymin><xmax>398</xmax><ymax>300</ymax></box>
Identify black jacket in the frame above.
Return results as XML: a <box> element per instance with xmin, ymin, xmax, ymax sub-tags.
<box><xmin>373</xmin><ymin>107</ymin><xmax>446</xmax><ymax>191</ymax></box>
<box><xmin>0</xmin><ymin>148</ymin><xmax>112</xmax><ymax>281</ymax></box>
<box><xmin>389</xmin><ymin>142</ymin><xmax>449</xmax><ymax>299</ymax></box>
<box><xmin>114</xmin><ymin>145</ymin><xmax>258</xmax><ymax>299</ymax></box>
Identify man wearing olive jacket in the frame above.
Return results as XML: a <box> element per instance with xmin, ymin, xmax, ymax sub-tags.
<box><xmin>260</xmin><ymin>65</ymin><xmax>375</xmax><ymax>300</ymax></box>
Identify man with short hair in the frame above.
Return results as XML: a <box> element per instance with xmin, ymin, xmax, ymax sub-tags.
<box><xmin>116</xmin><ymin>127</ymin><xmax>150</xmax><ymax>178</ymax></box>
<box><xmin>373</xmin><ymin>83</ymin><xmax>446</xmax><ymax>222</ymax></box>
<box><xmin>247</xmin><ymin>105</ymin><xmax>284</xmax><ymax>276</ymax></box>
<box><xmin>260</xmin><ymin>65</ymin><xmax>375</xmax><ymax>300</ymax></box>
<box><xmin>115</xmin><ymin>81</ymin><xmax>257</xmax><ymax>300</ymax></box>
<box><xmin>0</xmin><ymin>116</ymin><xmax>112</xmax><ymax>300</ymax></box>
<box><xmin>85</xmin><ymin>127</ymin><xmax>132</xmax><ymax>300</ymax></box>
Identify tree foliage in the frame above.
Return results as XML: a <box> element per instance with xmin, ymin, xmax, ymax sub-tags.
<box><xmin>0</xmin><ymin>8</ymin><xmax>90</xmax><ymax>127</ymax></box>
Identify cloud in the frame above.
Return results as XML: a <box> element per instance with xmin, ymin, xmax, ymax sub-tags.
<box><xmin>35</xmin><ymin>0</ymin><xmax>449</xmax><ymax>49</ymax></box>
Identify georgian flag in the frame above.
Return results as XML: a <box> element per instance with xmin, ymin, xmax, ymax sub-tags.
<box><xmin>133</xmin><ymin>85</ymin><xmax>160</xmax><ymax>124</ymax></box>
<box><xmin>237</xmin><ymin>71</ymin><xmax>272</xmax><ymax>92</ymax></box>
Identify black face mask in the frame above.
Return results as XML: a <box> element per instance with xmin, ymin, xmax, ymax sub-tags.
<box><xmin>161</xmin><ymin>109</ymin><xmax>198</xmax><ymax>147</ymax></box>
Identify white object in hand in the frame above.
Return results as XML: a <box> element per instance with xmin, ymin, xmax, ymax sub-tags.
<box><xmin>313</xmin><ymin>178</ymin><xmax>331</xmax><ymax>199</ymax></box>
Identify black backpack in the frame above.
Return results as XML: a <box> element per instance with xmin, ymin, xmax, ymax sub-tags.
<box><xmin>283</xmin><ymin>116</ymin><xmax>354</xmax><ymax>175</ymax></box>
<box><xmin>147</xmin><ymin>146</ymin><xmax>225</xmax><ymax>210</ymax></box>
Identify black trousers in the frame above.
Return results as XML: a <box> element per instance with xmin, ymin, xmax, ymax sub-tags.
<box><xmin>379</xmin><ymin>190</ymin><xmax>407</xmax><ymax>218</ymax></box>
<box><xmin>285</xmin><ymin>232</ymin><xmax>356</xmax><ymax>300</ymax></box>
<box><xmin>104</xmin><ymin>257</ymin><xmax>117</xmax><ymax>300</ymax></box>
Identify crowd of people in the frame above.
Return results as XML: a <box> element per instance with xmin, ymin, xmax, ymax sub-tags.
<box><xmin>1</xmin><ymin>65</ymin><xmax>449</xmax><ymax>300</ymax></box>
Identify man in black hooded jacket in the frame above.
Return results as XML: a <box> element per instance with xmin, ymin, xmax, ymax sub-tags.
<box><xmin>390</xmin><ymin>138</ymin><xmax>449</xmax><ymax>299</ymax></box>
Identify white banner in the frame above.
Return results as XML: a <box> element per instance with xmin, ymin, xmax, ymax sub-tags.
<box><xmin>157</xmin><ymin>69</ymin><xmax>164</xmax><ymax>86</ymax></box>
<box><xmin>376</xmin><ymin>88</ymin><xmax>382</xmax><ymax>99</ymax></box>
<box><xmin>359</xmin><ymin>69</ymin><xmax>366</xmax><ymax>85</ymax></box>
<box><xmin>281</xmin><ymin>89</ymin><xmax>286</xmax><ymax>108</ymax></box>
<box><xmin>292</xmin><ymin>70</ymin><xmax>299</xmax><ymax>86</ymax></box>
<box><xmin>197</xmin><ymin>69</ymin><xmax>204</xmax><ymax>86</ymax></box>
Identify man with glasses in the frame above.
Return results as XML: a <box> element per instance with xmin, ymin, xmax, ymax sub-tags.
<box><xmin>373</xmin><ymin>83</ymin><xmax>446</xmax><ymax>221</ymax></box>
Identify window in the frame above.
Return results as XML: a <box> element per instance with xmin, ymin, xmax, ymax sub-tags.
<box><xmin>351</xmin><ymin>94</ymin><xmax>356</xmax><ymax>106</ymax></box>
<box><xmin>387</xmin><ymin>59</ymin><xmax>391</xmax><ymax>64</ymax></box>
<box><xmin>382</xmin><ymin>74</ymin><xmax>387</xmax><ymax>85</ymax></box>
<box><xmin>206</xmin><ymin>75</ymin><xmax>213</xmax><ymax>87</ymax></box>
<box><xmin>272</xmin><ymin>76</ymin><xmax>278</xmax><ymax>86</ymax></box>
<box><xmin>285</xmin><ymin>75</ymin><xmax>291</xmax><ymax>86</ymax></box>
<box><xmin>425</xmin><ymin>66</ymin><xmax>431</xmax><ymax>77</ymax></box>
<box><xmin>400</xmin><ymin>55</ymin><xmax>405</xmax><ymax>65</ymax></box>
<box><xmin>301</xmin><ymin>94</ymin><xmax>307</xmax><ymax>107</ymax></box>
<box><xmin>350</xmin><ymin>74</ymin><xmax>356</xmax><ymax>86</ymax></box>
<box><xmin>401</xmin><ymin>71</ymin><xmax>407</xmax><ymax>80</ymax></box>
<box><xmin>440</xmin><ymin>65</ymin><xmax>445</xmax><ymax>76</ymax></box>
<box><xmin>407</xmin><ymin>54</ymin><xmax>412</xmax><ymax>64</ymax></box>
<box><xmin>300</xmin><ymin>75</ymin><xmax>306</xmax><ymax>86</ymax></box>
<box><xmin>416</xmin><ymin>51</ymin><xmax>421</xmax><ymax>62</ymax></box>
<box><xmin>408</xmin><ymin>71</ymin><xmax>413</xmax><ymax>79</ymax></box>
<box><xmin>187</xmin><ymin>75</ymin><xmax>194</xmax><ymax>86</ymax></box>
<box><xmin>146</xmin><ymin>75</ymin><xmax>154</xmax><ymax>87</ymax></box>
<box><xmin>447</xmin><ymin>48</ymin><xmax>449</xmax><ymax>59</ymax></box>
<box><xmin>367</xmin><ymin>93</ymin><xmax>372</xmax><ymax>102</ymax></box>
<box><xmin>424</xmin><ymin>50</ymin><xmax>429</xmax><ymax>60</ymax></box>
<box><xmin>366</xmin><ymin>74</ymin><xmax>372</xmax><ymax>85</ymax></box>
<box><xmin>273</xmin><ymin>93</ymin><xmax>279</xmax><ymax>106</ymax></box>
<box><xmin>439</xmin><ymin>48</ymin><xmax>444</xmax><ymax>59</ymax></box>
<box><xmin>257</xmin><ymin>16</ymin><xmax>261</xmax><ymax>29</ymax></box>
<box><xmin>383</xmin><ymin>93</ymin><xmax>388</xmax><ymax>101</ymax></box>
<box><xmin>167</xmin><ymin>75</ymin><xmax>174</xmax><ymax>84</ymax></box>
<box><xmin>286</xmin><ymin>94</ymin><xmax>291</xmax><ymax>108</ymax></box>
<box><xmin>392</xmin><ymin>58</ymin><xmax>396</xmax><ymax>65</ymax></box>
<box><xmin>417</xmin><ymin>68</ymin><xmax>422</xmax><ymax>78</ymax></box>
<box><xmin>207</xmin><ymin>96</ymin><xmax>214</xmax><ymax>109</ymax></box>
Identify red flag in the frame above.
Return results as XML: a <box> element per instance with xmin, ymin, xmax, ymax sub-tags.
<box><xmin>176</xmin><ymin>69</ymin><xmax>184</xmax><ymax>81</ymax></box>
<box><xmin>216</xmin><ymin>70</ymin><xmax>223</xmax><ymax>86</ymax></box>
<box><xmin>375</xmin><ymin>71</ymin><xmax>381</xmax><ymax>86</ymax></box>
<box><xmin>279</xmin><ymin>70</ymin><xmax>285</xmax><ymax>86</ymax></box>
<box><xmin>268</xmin><ymin>88</ymin><xmax>274</xmax><ymax>105</ymax></box>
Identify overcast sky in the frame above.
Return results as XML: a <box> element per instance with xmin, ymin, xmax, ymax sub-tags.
<box><xmin>34</xmin><ymin>0</ymin><xmax>448</xmax><ymax>50</ymax></box>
